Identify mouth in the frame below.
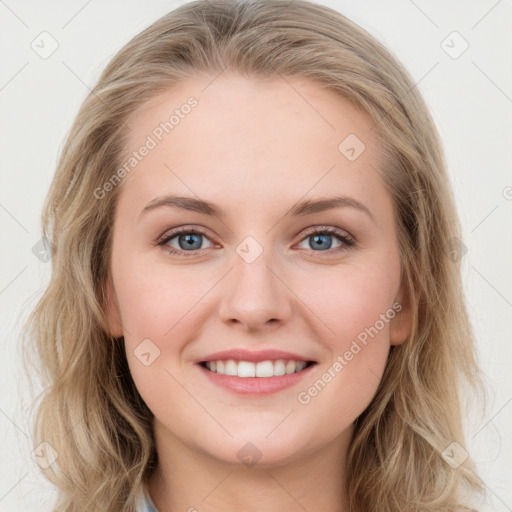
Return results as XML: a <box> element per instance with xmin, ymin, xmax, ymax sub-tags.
<box><xmin>197</xmin><ymin>357</ymin><xmax>318</xmax><ymax>395</ymax></box>
<box><xmin>198</xmin><ymin>359</ymin><xmax>317</xmax><ymax>377</ymax></box>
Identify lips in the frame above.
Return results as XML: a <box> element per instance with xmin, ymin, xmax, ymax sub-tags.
<box><xmin>195</xmin><ymin>348</ymin><xmax>317</xmax><ymax>391</ymax></box>
<box><xmin>198</xmin><ymin>358</ymin><xmax>317</xmax><ymax>395</ymax></box>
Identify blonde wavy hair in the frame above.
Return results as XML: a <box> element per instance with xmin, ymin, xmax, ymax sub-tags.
<box><xmin>23</xmin><ymin>0</ymin><xmax>487</xmax><ymax>510</ymax></box>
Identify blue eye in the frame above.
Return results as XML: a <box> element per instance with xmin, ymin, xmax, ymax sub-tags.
<box><xmin>297</xmin><ymin>227</ymin><xmax>355</xmax><ymax>253</ymax></box>
<box><xmin>157</xmin><ymin>226</ymin><xmax>355</xmax><ymax>257</ymax></box>
<box><xmin>158</xmin><ymin>227</ymin><xmax>213</xmax><ymax>256</ymax></box>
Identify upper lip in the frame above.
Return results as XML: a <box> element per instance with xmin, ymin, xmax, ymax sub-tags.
<box><xmin>196</xmin><ymin>348</ymin><xmax>316</xmax><ymax>364</ymax></box>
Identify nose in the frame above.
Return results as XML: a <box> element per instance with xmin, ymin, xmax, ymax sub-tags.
<box><xmin>217</xmin><ymin>249</ymin><xmax>294</xmax><ymax>334</ymax></box>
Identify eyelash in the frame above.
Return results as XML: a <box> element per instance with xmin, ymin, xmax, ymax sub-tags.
<box><xmin>156</xmin><ymin>225</ymin><xmax>356</xmax><ymax>257</ymax></box>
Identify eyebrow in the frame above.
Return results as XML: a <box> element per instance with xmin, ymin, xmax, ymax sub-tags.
<box><xmin>139</xmin><ymin>194</ymin><xmax>375</xmax><ymax>223</ymax></box>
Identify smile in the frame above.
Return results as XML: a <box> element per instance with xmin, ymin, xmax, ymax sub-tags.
<box><xmin>198</xmin><ymin>359</ymin><xmax>317</xmax><ymax>395</ymax></box>
<box><xmin>200</xmin><ymin>359</ymin><xmax>316</xmax><ymax>377</ymax></box>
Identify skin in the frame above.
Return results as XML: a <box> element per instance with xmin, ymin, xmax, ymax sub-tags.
<box><xmin>105</xmin><ymin>73</ymin><xmax>411</xmax><ymax>512</ymax></box>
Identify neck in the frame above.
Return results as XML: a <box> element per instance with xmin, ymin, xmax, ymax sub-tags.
<box><xmin>147</xmin><ymin>422</ymin><xmax>353</xmax><ymax>512</ymax></box>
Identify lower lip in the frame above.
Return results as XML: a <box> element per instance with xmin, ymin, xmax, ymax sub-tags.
<box><xmin>198</xmin><ymin>363</ymin><xmax>316</xmax><ymax>395</ymax></box>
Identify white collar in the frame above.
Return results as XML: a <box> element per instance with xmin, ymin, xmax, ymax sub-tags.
<box><xmin>135</xmin><ymin>483</ymin><xmax>159</xmax><ymax>512</ymax></box>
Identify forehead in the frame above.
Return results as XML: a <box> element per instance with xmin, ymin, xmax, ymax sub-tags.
<box><xmin>118</xmin><ymin>73</ymin><xmax>385</xmax><ymax>217</ymax></box>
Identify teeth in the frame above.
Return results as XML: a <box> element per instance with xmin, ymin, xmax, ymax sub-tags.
<box><xmin>285</xmin><ymin>360</ymin><xmax>296</xmax><ymax>374</ymax></box>
<box><xmin>204</xmin><ymin>359</ymin><xmax>310</xmax><ymax>377</ymax></box>
<box><xmin>273</xmin><ymin>360</ymin><xmax>286</xmax><ymax>376</ymax></box>
<box><xmin>255</xmin><ymin>360</ymin><xmax>273</xmax><ymax>377</ymax></box>
<box><xmin>225</xmin><ymin>359</ymin><xmax>237</xmax><ymax>376</ymax></box>
<box><xmin>238</xmin><ymin>361</ymin><xmax>256</xmax><ymax>377</ymax></box>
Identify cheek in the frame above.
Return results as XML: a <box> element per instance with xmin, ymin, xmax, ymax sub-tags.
<box><xmin>291</xmin><ymin>286</ymin><xmax>394</xmax><ymax>433</ymax></box>
<box><xmin>293</xmin><ymin>261</ymin><xmax>398</xmax><ymax>402</ymax></box>
<box><xmin>111</xmin><ymin>252</ymin><xmax>221</xmax><ymax>394</ymax></box>
<box><xmin>112</xmin><ymin>249</ymin><xmax>213</xmax><ymax>338</ymax></box>
<box><xmin>298</xmin><ymin>260</ymin><xmax>400</xmax><ymax>346</ymax></box>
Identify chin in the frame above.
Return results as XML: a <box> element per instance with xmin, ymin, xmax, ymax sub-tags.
<box><xmin>197</xmin><ymin>431</ymin><xmax>314</xmax><ymax>469</ymax></box>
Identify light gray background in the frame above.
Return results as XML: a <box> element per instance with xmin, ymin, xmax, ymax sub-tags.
<box><xmin>1</xmin><ymin>1</ymin><xmax>511</xmax><ymax>510</ymax></box>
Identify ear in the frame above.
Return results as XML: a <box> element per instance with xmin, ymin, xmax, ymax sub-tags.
<box><xmin>389</xmin><ymin>279</ymin><xmax>413</xmax><ymax>346</ymax></box>
<box><xmin>104</xmin><ymin>274</ymin><xmax>124</xmax><ymax>338</ymax></box>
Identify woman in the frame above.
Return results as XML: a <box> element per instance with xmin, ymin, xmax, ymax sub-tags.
<box><xmin>24</xmin><ymin>0</ymin><xmax>486</xmax><ymax>510</ymax></box>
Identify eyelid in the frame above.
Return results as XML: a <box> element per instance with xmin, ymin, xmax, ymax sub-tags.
<box><xmin>297</xmin><ymin>225</ymin><xmax>355</xmax><ymax>244</ymax></box>
<box><xmin>156</xmin><ymin>225</ymin><xmax>214</xmax><ymax>245</ymax></box>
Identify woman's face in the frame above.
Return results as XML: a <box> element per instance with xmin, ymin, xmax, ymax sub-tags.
<box><xmin>106</xmin><ymin>74</ymin><xmax>411</xmax><ymax>467</ymax></box>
